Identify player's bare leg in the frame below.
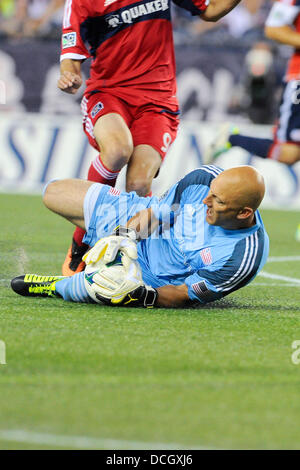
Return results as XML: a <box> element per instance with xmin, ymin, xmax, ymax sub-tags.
<box><xmin>126</xmin><ymin>144</ymin><xmax>161</xmax><ymax>196</ymax></box>
<box><xmin>94</xmin><ymin>113</ymin><xmax>133</xmax><ymax>171</ymax></box>
<box><xmin>63</xmin><ymin>113</ymin><xmax>134</xmax><ymax>276</ymax></box>
<box><xmin>43</xmin><ymin>179</ymin><xmax>94</xmax><ymax>229</ymax></box>
<box><xmin>275</xmin><ymin>143</ymin><xmax>300</xmax><ymax>165</ymax></box>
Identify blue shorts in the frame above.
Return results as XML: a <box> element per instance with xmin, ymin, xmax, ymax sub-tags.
<box><xmin>83</xmin><ymin>183</ymin><xmax>155</xmax><ymax>247</ymax></box>
<box><xmin>276</xmin><ymin>80</ymin><xmax>300</xmax><ymax>143</ymax></box>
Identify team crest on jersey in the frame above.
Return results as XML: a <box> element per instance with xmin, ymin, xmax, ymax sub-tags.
<box><xmin>200</xmin><ymin>248</ymin><xmax>212</xmax><ymax>266</ymax></box>
<box><xmin>107</xmin><ymin>15</ymin><xmax>121</xmax><ymax>28</ymax></box>
<box><xmin>91</xmin><ymin>102</ymin><xmax>104</xmax><ymax>118</ymax></box>
<box><xmin>62</xmin><ymin>32</ymin><xmax>76</xmax><ymax>49</ymax></box>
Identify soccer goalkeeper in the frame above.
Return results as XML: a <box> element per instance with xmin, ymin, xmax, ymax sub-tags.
<box><xmin>11</xmin><ymin>165</ymin><xmax>269</xmax><ymax>308</ymax></box>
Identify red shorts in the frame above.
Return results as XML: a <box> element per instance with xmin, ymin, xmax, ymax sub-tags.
<box><xmin>81</xmin><ymin>91</ymin><xmax>180</xmax><ymax>160</ymax></box>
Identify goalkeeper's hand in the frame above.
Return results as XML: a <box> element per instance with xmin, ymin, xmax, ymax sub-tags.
<box><xmin>83</xmin><ymin>226</ymin><xmax>138</xmax><ymax>265</ymax></box>
<box><xmin>95</xmin><ymin>284</ymin><xmax>158</xmax><ymax>308</ymax></box>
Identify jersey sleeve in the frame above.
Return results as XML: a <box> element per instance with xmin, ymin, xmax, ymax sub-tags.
<box><xmin>265</xmin><ymin>0</ymin><xmax>300</xmax><ymax>28</ymax></box>
<box><xmin>60</xmin><ymin>0</ymin><xmax>90</xmax><ymax>62</ymax></box>
<box><xmin>151</xmin><ymin>165</ymin><xmax>223</xmax><ymax>223</ymax></box>
<box><xmin>171</xmin><ymin>0</ymin><xmax>209</xmax><ymax>16</ymax></box>
<box><xmin>185</xmin><ymin>228</ymin><xmax>266</xmax><ymax>304</ymax></box>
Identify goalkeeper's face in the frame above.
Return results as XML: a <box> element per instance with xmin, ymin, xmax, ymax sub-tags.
<box><xmin>202</xmin><ymin>166</ymin><xmax>263</xmax><ymax>230</ymax></box>
<box><xmin>203</xmin><ymin>179</ymin><xmax>242</xmax><ymax>229</ymax></box>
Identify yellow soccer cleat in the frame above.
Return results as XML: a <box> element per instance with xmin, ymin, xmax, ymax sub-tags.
<box><xmin>11</xmin><ymin>274</ymin><xmax>65</xmax><ymax>297</ymax></box>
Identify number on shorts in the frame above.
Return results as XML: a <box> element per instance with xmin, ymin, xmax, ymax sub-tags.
<box><xmin>161</xmin><ymin>132</ymin><xmax>172</xmax><ymax>154</ymax></box>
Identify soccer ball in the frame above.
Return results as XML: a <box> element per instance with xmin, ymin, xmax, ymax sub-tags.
<box><xmin>84</xmin><ymin>251</ymin><xmax>143</xmax><ymax>304</ymax></box>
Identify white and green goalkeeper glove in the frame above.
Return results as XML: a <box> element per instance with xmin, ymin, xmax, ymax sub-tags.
<box><xmin>83</xmin><ymin>226</ymin><xmax>138</xmax><ymax>265</ymax></box>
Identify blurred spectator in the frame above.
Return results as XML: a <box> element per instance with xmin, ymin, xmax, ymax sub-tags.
<box><xmin>229</xmin><ymin>41</ymin><xmax>279</xmax><ymax>123</ymax></box>
<box><xmin>0</xmin><ymin>0</ymin><xmax>64</xmax><ymax>38</ymax></box>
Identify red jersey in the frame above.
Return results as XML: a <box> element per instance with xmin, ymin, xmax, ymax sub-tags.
<box><xmin>265</xmin><ymin>0</ymin><xmax>300</xmax><ymax>81</ymax></box>
<box><xmin>60</xmin><ymin>0</ymin><xmax>208</xmax><ymax>107</ymax></box>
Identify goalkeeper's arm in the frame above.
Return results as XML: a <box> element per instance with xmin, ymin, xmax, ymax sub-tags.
<box><xmin>126</xmin><ymin>207</ymin><xmax>159</xmax><ymax>240</ymax></box>
<box><xmin>135</xmin><ymin>283</ymin><xmax>191</xmax><ymax>308</ymax></box>
<box><xmin>126</xmin><ymin>212</ymin><xmax>191</xmax><ymax>306</ymax></box>
<box><xmin>156</xmin><ymin>284</ymin><xmax>190</xmax><ymax>308</ymax></box>
<box><xmin>83</xmin><ymin>208</ymin><xmax>159</xmax><ymax>265</ymax></box>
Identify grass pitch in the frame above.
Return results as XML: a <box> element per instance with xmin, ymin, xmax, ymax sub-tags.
<box><xmin>0</xmin><ymin>194</ymin><xmax>300</xmax><ymax>450</ymax></box>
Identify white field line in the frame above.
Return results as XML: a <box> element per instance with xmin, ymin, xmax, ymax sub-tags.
<box><xmin>0</xmin><ymin>429</ymin><xmax>212</xmax><ymax>450</ymax></box>
<box><xmin>258</xmin><ymin>271</ymin><xmax>300</xmax><ymax>285</ymax></box>
<box><xmin>267</xmin><ymin>256</ymin><xmax>300</xmax><ymax>263</ymax></box>
<box><xmin>16</xmin><ymin>247</ymin><xmax>29</xmax><ymax>274</ymax></box>
<box><xmin>250</xmin><ymin>282</ymin><xmax>300</xmax><ymax>287</ymax></box>
<box><xmin>257</xmin><ymin>255</ymin><xmax>300</xmax><ymax>285</ymax></box>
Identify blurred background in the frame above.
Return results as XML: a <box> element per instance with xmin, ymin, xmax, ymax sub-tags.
<box><xmin>0</xmin><ymin>0</ymin><xmax>299</xmax><ymax>208</ymax></box>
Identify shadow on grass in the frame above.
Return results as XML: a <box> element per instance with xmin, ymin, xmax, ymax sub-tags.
<box><xmin>3</xmin><ymin>282</ymin><xmax>299</xmax><ymax>314</ymax></box>
<box><xmin>193</xmin><ymin>298</ymin><xmax>300</xmax><ymax>312</ymax></box>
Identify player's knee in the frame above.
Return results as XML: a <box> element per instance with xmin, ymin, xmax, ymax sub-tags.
<box><xmin>278</xmin><ymin>145</ymin><xmax>300</xmax><ymax>165</ymax></box>
<box><xmin>126</xmin><ymin>177</ymin><xmax>151</xmax><ymax>197</ymax></box>
<box><xmin>285</xmin><ymin>155</ymin><xmax>300</xmax><ymax>165</ymax></box>
<box><xmin>43</xmin><ymin>180</ymin><xmax>61</xmax><ymax>210</ymax></box>
<box><xmin>100</xmin><ymin>141</ymin><xmax>133</xmax><ymax>169</ymax></box>
<box><xmin>285</xmin><ymin>152</ymin><xmax>300</xmax><ymax>164</ymax></box>
<box><xmin>43</xmin><ymin>180</ymin><xmax>54</xmax><ymax>207</ymax></box>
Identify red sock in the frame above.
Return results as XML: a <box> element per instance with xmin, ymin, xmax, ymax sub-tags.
<box><xmin>72</xmin><ymin>155</ymin><xmax>120</xmax><ymax>247</ymax></box>
<box><xmin>73</xmin><ymin>226</ymin><xmax>87</xmax><ymax>247</ymax></box>
<box><xmin>88</xmin><ymin>154</ymin><xmax>120</xmax><ymax>185</ymax></box>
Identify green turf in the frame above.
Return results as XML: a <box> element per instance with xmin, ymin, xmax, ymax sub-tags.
<box><xmin>0</xmin><ymin>194</ymin><xmax>300</xmax><ymax>449</ymax></box>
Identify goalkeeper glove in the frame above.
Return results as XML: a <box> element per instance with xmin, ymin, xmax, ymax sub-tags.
<box><xmin>83</xmin><ymin>226</ymin><xmax>138</xmax><ymax>265</ymax></box>
<box><xmin>95</xmin><ymin>284</ymin><xmax>158</xmax><ymax>308</ymax></box>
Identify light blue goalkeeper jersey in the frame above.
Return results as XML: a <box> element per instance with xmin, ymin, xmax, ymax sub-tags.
<box><xmin>137</xmin><ymin>165</ymin><xmax>269</xmax><ymax>303</ymax></box>
<box><xmin>56</xmin><ymin>165</ymin><xmax>269</xmax><ymax>305</ymax></box>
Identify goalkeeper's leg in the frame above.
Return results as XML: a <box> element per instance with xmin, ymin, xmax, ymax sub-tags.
<box><xmin>55</xmin><ymin>272</ymin><xmax>92</xmax><ymax>302</ymax></box>
<box><xmin>11</xmin><ymin>272</ymin><xmax>92</xmax><ymax>303</ymax></box>
<box><xmin>43</xmin><ymin>179</ymin><xmax>94</xmax><ymax>229</ymax></box>
<box><xmin>11</xmin><ymin>272</ymin><xmax>158</xmax><ymax>307</ymax></box>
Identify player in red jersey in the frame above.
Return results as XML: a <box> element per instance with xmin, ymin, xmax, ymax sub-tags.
<box><xmin>209</xmin><ymin>0</ymin><xmax>300</xmax><ymax>166</ymax></box>
<box><xmin>58</xmin><ymin>0</ymin><xmax>242</xmax><ymax>275</ymax></box>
